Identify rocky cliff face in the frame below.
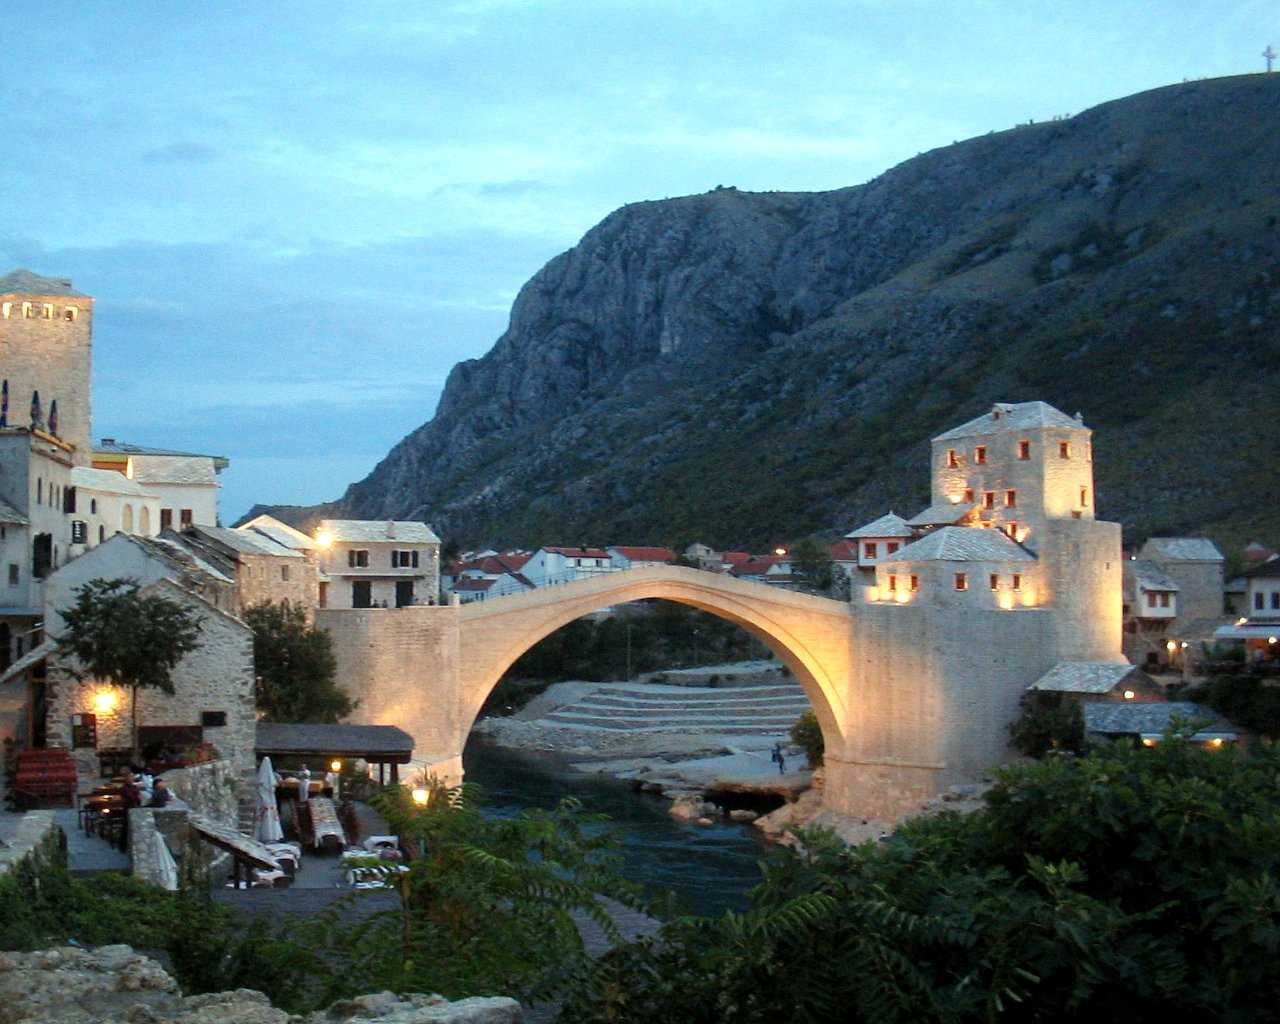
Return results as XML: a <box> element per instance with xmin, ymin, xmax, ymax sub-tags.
<box><xmin>254</xmin><ymin>75</ymin><xmax>1280</xmax><ymax>552</ymax></box>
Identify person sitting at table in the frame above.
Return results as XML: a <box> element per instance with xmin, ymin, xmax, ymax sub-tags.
<box><xmin>120</xmin><ymin>772</ymin><xmax>143</xmax><ymax>809</ymax></box>
<box><xmin>147</xmin><ymin>779</ymin><xmax>172</xmax><ymax>807</ymax></box>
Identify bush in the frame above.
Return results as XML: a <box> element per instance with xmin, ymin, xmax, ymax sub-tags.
<box><xmin>790</xmin><ymin>710</ymin><xmax>824</xmax><ymax>767</ymax></box>
<box><xmin>1008</xmin><ymin>692</ymin><xmax>1084</xmax><ymax>758</ymax></box>
<box><xmin>562</xmin><ymin>736</ymin><xmax>1280</xmax><ymax>1023</ymax></box>
<box><xmin>1186</xmin><ymin>674</ymin><xmax>1280</xmax><ymax>740</ymax></box>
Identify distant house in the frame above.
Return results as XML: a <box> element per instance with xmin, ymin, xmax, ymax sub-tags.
<box><xmin>314</xmin><ymin>519</ymin><xmax>441</xmax><ymax>609</ymax></box>
<box><xmin>1028</xmin><ymin>661</ymin><xmax>1164</xmax><ymax>707</ymax></box>
<box><xmin>93</xmin><ymin>439</ymin><xmax>229</xmax><ymax>530</ymax></box>
<box><xmin>729</xmin><ymin>554</ymin><xmax>796</xmax><ymax>587</ymax></box>
<box><xmin>873</xmin><ymin>526</ymin><xmax>1036</xmax><ymax>610</ymax></box>
<box><xmin>608</xmin><ymin>546</ymin><xmax>676</xmax><ymax>570</ymax></box>
<box><xmin>1214</xmin><ymin>558</ymin><xmax>1280</xmax><ymax>659</ymax></box>
<box><xmin>452</xmin><ymin>577</ymin><xmax>496</xmax><ymax>604</ymax></box>
<box><xmin>521</xmin><ymin>547</ymin><xmax>613</xmax><ymax>587</ymax></box>
<box><xmin>683</xmin><ymin>542</ymin><xmax>720</xmax><ymax>569</ymax></box>
<box><xmin>1137</xmin><ymin>537</ymin><xmax>1225</xmax><ymax>627</ymax></box>
<box><xmin>1122</xmin><ymin>559</ymin><xmax>1180</xmax><ymax>669</ymax></box>
<box><xmin>1242</xmin><ymin>556</ymin><xmax>1280</xmax><ymax>616</ymax></box>
<box><xmin>844</xmin><ymin>512</ymin><xmax>915</xmax><ymax>570</ymax></box>
<box><xmin>178</xmin><ymin>523</ymin><xmax>316</xmax><ymax>616</ymax></box>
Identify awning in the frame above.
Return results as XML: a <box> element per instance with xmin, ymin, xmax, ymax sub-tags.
<box><xmin>0</xmin><ymin>640</ymin><xmax>53</xmax><ymax>686</ymax></box>
<box><xmin>255</xmin><ymin>722</ymin><xmax>414</xmax><ymax>764</ymax></box>
<box><xmin>1213</xmin><ymin>623</ymin><xmax>1280</xmax><ymax>641</ymax></box>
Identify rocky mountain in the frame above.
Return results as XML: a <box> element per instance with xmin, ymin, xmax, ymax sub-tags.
<box><xmin>251</xmin><ymin>75</ymin><xmax>1280</xmax><ymax>557</ymax></box>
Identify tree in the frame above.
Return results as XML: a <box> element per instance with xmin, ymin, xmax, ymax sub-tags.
<box><xmin>790</xmin><ymin>709</ymin><xmax>824</xmax><ymax>767</ymax></box>
<box><xmin>57</xmin><ymin>578</ymin><xmax>203</xmax><ymax>761</ymax></box>
<box><xmin>245</xmin><ymin>601</ymin><xmax>353</xmax><ymax>723</ymax></box>
<box><xmin>1008</xmin><ymin>691</ymin><xmax>1084</xmax><ymax>757</ymax></box>
<box><xmin>791</xmin><ymin>537</ymin><xmax>833</xmax><ymax>592</ymax></box>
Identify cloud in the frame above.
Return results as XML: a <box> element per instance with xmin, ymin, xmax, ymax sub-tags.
<box><xmin>142</xmin><ymin>141</ymin><xmax>221</xmax><ymax>163</ymax></box>
<box><xmin>477</xmin><ymin>179</ymin><xmax>546</xmax><ymax>197</ymax></box>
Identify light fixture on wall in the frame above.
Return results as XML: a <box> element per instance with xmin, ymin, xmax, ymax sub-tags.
<box><xmin>411</xmin><ymin>787</ymin><xmax>429</xmax><ymax>806</ymax></box>
<box><xmin>315</xmin><ymin>529</ymin><xmax>333</xmax><ymax>549</ymax></box>
<box><xmin>330</xmin><ymin>760</ymin><xmax>342</xmax><ymax>772</ymax></box>
<box><xmin>1165</xmin><ymin>640</ymin><xmax>1177</xmax><ymax>653</ymax></box>
<box><xmin>1122</xmin><ymin>689</ymin><xmax>1135</xmax><ymax>700</ymax></box>
<box><xmin>92</xmin><ymin>690</ymin><xmax>118</xmax><ymax>715</ymax></box>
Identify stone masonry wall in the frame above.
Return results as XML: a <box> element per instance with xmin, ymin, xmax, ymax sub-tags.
<box><xmin>0</xmin><ymin>811</ymin><xmax>59</xmax><ymax>879</ymax></box>
<box><xmin>235</xmin><ymin>552</ymin><xmax>318</xmax><ymax>617</ymax></box>
<box><xmin>0</xmin><ymin>292</ymin><xmax>92</xmax><ymax>464</ymax></box>
<box><xmin>46</xmin><ymin>586</ymin><xmax>256</xmax><ymax>779</ymax></box>
<box><xmin>317</xmin><ymin>605</ymin><xmax>461</xmax><ymax>781</ymax></box>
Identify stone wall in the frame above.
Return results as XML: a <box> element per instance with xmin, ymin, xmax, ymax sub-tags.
<box><xmin>0</xmin><ymin>811</ymin><xmax>59</xmax><ymax>879</ymax></box>
<box><xmin>0</xmin><ymin>289</ymin><xmax>93</xmax><ymax>463</ymax></box>
<box><xmin>45</xmin><ymin>580</ymin><xmax>256</xmax><ymax>778</ymax></box>
<box><xmin>1153</xmin><ymin>559</ymin><xmax>1226</xmax><ymax>627</ymax></box>
<box><xmin>235</xmin><ymin>552</ymin><xmax>318</xmax><ymax>617</ymax></box>
<box><xmin>163</xmin><ymin>759</ymin><xmax>243</xmax><ymax>825</ymax></box>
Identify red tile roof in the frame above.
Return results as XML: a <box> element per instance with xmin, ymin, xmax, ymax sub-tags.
<box><xmin>609</xmin><ymin>546</ymin><xmax>677</xmax><ymax>562</ymax></box>
<box><xmin>452</xmin><ymin>578</ymin><xmax>495</xmax><ymax>592</ymax></box>
<box><xmin>828</xmin><ymin>540</ymin><xmax>859</xmax><ymax>562</ymax></box>
<box><xmin>720</xmin><ymin>551</ymin><xmax>752</xmax><ymax>565</ymax></box>
<box><xmin>543</xmin><ymin>546</ymin><xmax>610</xmax><ymax>559</ymax></box>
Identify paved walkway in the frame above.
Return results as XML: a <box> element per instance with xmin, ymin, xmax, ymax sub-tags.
<box><xmin>52</xmin><ymin>807</ymin><xmax>130</xmax><ymax>874</ymax></box>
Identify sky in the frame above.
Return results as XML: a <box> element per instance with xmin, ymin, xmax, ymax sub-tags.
<box><xmin>0</xmin><ymin>1</ymin><xmax>1271</xmax><ymax>523</ymax></box>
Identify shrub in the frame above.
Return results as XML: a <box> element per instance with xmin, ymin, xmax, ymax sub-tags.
<box><xmin>790</xmin><ymin>710</ymin><xmax>824</xmax><ymax>767</ymax></box>
<box><xmin>1008</xmin><ymin>692</ymin><xmax>1084</xmax><ymax>757</ymax></box>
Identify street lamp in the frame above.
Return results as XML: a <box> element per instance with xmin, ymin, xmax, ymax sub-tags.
<box><xmin>412</xmin><ymin>787</ymin><xmax>429</xmax><ymax>807</ymax></box>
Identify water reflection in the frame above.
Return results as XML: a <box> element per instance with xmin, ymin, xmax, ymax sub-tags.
<box><xmin>463</xmin><ymin>737</ymin><xmax>767</xmax><ymax>916</ymax></box>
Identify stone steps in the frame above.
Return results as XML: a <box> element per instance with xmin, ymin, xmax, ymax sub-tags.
<box><xmin>544</xmin><ymin>713</ymin><xmax>803</xmax><ymax>732</ymax></box>
<box><xmin>549</xmin><ymin>704</ymin><xmax>806</xmax><ymax>722</ymax></box>
<box><xmin>597</xmin><ymin>685</ymin><xmax>804</xmax><ymax>702</ymax></box>
<box><xmin>579</xmin><ymin>695</ymin><xmax>808</xmax><ymax>711</ymax></box>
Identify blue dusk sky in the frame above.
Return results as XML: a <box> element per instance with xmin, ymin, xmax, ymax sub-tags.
<box><xmin>0</xmin><ymin>1</ymin><xmax>1270</xmax><ymax>523</ymax></box>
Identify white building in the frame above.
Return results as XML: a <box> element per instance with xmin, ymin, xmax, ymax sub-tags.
<box><xmin>844</xmin><ymin>512</ymin><xmax>914</xmax><ymax>570</ymax></box>
<box><xmin>69</xmin><ymin>466</ymin><xmax>161</xmax><ymax>547</ymax></box>
<box><xmin>521</xmin><ymin>546</ymin><xmax>614</xmax><ymax>587</ymax></box>
<box><xmin>607</xmin><ymin>546</ymin><xmax>676</xmax><ymax>570</ymax></box>
<box><xmin>93</xmin><ymin>440</ymin><xmax>229</xmax><ymax>529</ymax></box>
<box><xmin>314</xmin><ymin>519</ymin><xmax>441</xmax><ymax>608</ymax></box>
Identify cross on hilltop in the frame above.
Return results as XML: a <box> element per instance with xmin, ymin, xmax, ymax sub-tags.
<box><xmin>1266</xmin><ymin>44</ymin><xmax>1277</xmax><ymax>73</ymax></box>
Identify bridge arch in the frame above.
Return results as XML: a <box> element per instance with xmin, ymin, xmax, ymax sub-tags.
<box><xmin>457</xmin><ymin>566</ymin><xmax>854</xmax><ymax>759</ymax></box>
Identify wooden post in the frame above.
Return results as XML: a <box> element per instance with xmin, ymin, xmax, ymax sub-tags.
<box><xmin>390</xmin><ymin>763</ymin><xmax>399</xmax><ymax>785</ymax></box>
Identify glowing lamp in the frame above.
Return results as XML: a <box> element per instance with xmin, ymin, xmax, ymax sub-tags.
<box><xmin>330</xmin><ymin>760</ymin><xmax>342</xmax><ymax>773</ymax></box>
<box><xmin>315</xmin><ymin>529</ymin><xmax>333</xmax><ymax>549</ymax></box>
<box><xmin>1165</xmin><ymin>641</ymin><xmax>1177</xmax><ymax>653</ymax></box>
<box><xmin>1270</xmin><ymin>636</ymin><xmax>1279</xmax><ymax>645</ymax></box>
<box><xmin>1180</xmin><ymin>642</ymin><xmax>1189</xmax><ymax>649</ymax></box>
<box><xmin>866</xmin><ymin>586</ymin><xmax>880</xmax><ymax>603</ymax></box>
<box><xmin>1122</xmin><ymin>689</ymin><xmax>1135</xmax><ymax>700</ymax></box>
<box><xmin>1237</xmin><ymin>617</ymin><xmax>1249</xmax><ymax>626</ymax></box>
<box><xmin>92</xmin><ymin>690</ymin><xmax>118</xmax><ymax>715</ymax></box>
<box><xmin>774</xmin><ymin>547</ymin><xmax>787</xmax><ymax>557</ymax></box>
<box><xmin>1208</xmin><ymin>738</ymin><xmax>1224</xmax><ymax>748</ymax></box>
<box><xmin>1141</xmin><ymin>738</ymin><xmax>1157</xmax><ymax>748</ymax></box>
<box><xmin>998</xmin><ymin>593</ymin><xmax>1014</xmax><ymax>610</ymax></box>
<box><xmin>894</xmin><ymin>590</ymin><xmax>910</xmax><ymax>604</ymax></box>
<box><xmin>411</xmin><ymin>788</ymin><xmax>429</xmax><ymax>806</ymax></box>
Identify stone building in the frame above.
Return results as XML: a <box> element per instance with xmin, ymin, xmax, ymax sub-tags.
<box><xmin>68</xmin><ymin>466</ymin><xmax>162</xmax><ymax>547</ymax></box>
<box><xmin>176</xmin><ymin>524</ymin><xmax>317</xmax><ymax>616</ymax></box>
<box><xmin>1136</xmin><ymin>537</ymin><xmax>1225</xmax><ymax>627</ymax></box>
<box><xmin>314</xmin><ymin>519</ymin><xmax>440</xmax><ymax>609</ymax></box>
<box><xmin>37</xmin><ymin>537</ymin><xmax>253</xmax><ymax>777</ymax></box>
<box><xmin>1121</xmin><ymin>559</ymin><xmax>1181</xmax><ymax>668</ymax></box>
<box><xmin>1027</xmin><ymin>661</ymin><xmax>1164</xmax><ymax>707</ymax></box>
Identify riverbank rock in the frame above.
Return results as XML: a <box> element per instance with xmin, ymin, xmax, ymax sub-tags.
<box><xmin>0</xmin><ymin>945</ymin><xmax>520</xmax><ymax>1024</ymax></box>
<box><xmin>728</xmin><ymin>809</ymin><xmax>757</xmax><ymax>823</ymax></box>
<box><xmin>669</xmin><ymin>795</ymin><xmax>718</xmax><ymax>821</ymax></box>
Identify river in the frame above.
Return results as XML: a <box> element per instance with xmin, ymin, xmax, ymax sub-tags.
<box><xmin>463</xmin><ymin>736</ymin><xmax>769</xmax><ymax>916</ymax></box>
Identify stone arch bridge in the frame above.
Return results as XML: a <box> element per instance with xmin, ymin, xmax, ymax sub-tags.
<box><xmin>318</xmin><ymin>564</ymin><xmax>1058</xmax><ymax>820</ymax></box>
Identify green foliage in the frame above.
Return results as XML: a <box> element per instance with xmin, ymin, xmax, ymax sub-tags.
<box><xmin>245</xmin><ymin>600</ymin><xmax>354</xmax><ymax>722</ymax></box>
<box><xmin>1008</xmin><ymin>692</ymin><xmax>1084</xmax><ymax>758</ymax></box>
<box><xmin>57</xmin><ymin>578</ymin><xmax>203</xmax><ymax>758</ymax></box>
<box><xmin>790</xmin><ymin>538</ymin><xmax>833</xmax><ymax>592</ymax></box>
<box><xmin>790</xmin><ymin>710</ymin><xmax>824</xmax><ymax>767</ymax></box>
<box><xmin>1185</xmin><ymin>674</ymin><xmax>1280</xmax><ymax>740</ymax></box>
<box><xmin>563</xmin><ymin>738</ymin><xmax>1280</xmax><ymax>1022</ymax></box>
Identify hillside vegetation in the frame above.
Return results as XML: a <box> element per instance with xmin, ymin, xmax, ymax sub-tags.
<box><xmin>251</xmin><ymin>75</ymin><xmax>1280</xmax><ymax>555</ymax></box>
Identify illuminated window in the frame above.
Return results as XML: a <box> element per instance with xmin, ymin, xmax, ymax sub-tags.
<box><xmin>887</xmin><ymin>574</ymin><xmax>897</xmax><ymax>593</ymax></box>
<box><xmin>954</xmin><ymin>572</ymin><xmax>968</xmax><ymax>591</ymax></box>
<box><xmin>1</xmin><ymin>303</ymin><xmax>9</xmax><ymax>318</ymax></box>
<box><xmin>1005</xmin><ymin>522</ymin><xmax>1018</xmax><ymax>539</ymax></box>
<box><xmin>989</xmin><ymin>573</ymin><xmax>999</xmax><ymax>591</ymax></box>
<box><xmin>1012</xmin><ymin>574</ymin><xmax>1021</xmax><ymax>591</ymax></box>
<box><xmin>1017</xmin><ymin>439</ymin><xmax>1030</xmax><ymax>460</ymax></box>
<box><xmin>886</xmin><ymin>542</ymin><xmax>899</xmax><ymax>555</ymax></box>
<box><xmin>863</xmin><ymin>542</ymin><xmax>877</xmax><ymax>559</ymax></box>
<box><xmin>983</xmin><ymin>491</ymin><xmax>995</xmax><ymax>509</ymax></box>
<box><xmin>947</xmin><ymin>449</ymin><xmax>959</xmax><ymax>468</ymax></box>
<box><xmin>910</xmin><ymin>574</ymin><xmax>919</xmax><ymax>592</ymax></box>
<box><xmin>63</xmin><ymin>306</ymin><xmax>77</xmax><ymax>321</ymax></box>
<box><xmin>1005</xmin><ymin>490</ymin><xmax>1017</xmax><ymax>507</ymax></box>
<box><xmin>41</xmin><ymin>304</ymin><xmax>53</xmax><ymax>319</ymax></box>
<box><xmin>21</xmin><ymin>302</ymin><xmax>32</xmax><ymax>318</ymax></box>
<box><xmin>1080</xmin><ymin>487</ymin><xmax>1088</xmax><ymax>507</ymax></box>
<box><xmin>975</xmin><ymin>446</ymin><xmax>987</xmax><ymax>464</ymax></box>
<box><xmin>963</xmin><ymin>488</ymin><xmax>974</xmax><ymax>503</ymax></box>
<box><xmin>1059</xmin><ymin>441</ymin><xmax>1070</xmax><ymax>459</ymax></box>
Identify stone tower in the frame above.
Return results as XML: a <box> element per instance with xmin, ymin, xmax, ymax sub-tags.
<box><xmin>0</xmin><ymin>270</ymin><xmax>93</xmax><ymax>464</ymax></box>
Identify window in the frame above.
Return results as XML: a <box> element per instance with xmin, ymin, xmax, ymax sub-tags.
<box><xmin>7</xmin><ymin>564</ymin><xmax>16</xmax><ymax>586</ymax></box>
<box><xmin>160</xmin><ymin>509</ymin><xmax>173</xmax><ymax>530</ymax></box>
<box><xmin>201</xmin><ymin>711</ymin><xmax>227</xmax><ymax>727</ymax></box>
<box><xmin>1080</xmin><ymin>487</ymin><xmax>1088</xmax><ymax>508</ymax></box>
<box><xmin>863</xmin><ymin>542</ymin><xmax>878</xmax><ymax>559</ymax></box>
<box><xmin>910</xmin><ymin>575</ymin><xmax>919</xmax><ymax>592</ymax></box>
<box><xmin>348</xmin><ymin>549</ymin><xmax>370</xmax><ymax>569</ymax></box>
<box><xmin>886</xmin><ymin>542</ymin><xmax>899</xmax><ymax>555</ymax></box>
<box><xmin>392</xmin><ymin>549</ymin><xmax>421</xmax><ymax>568</ymax></box>
<box><xmin>1148</xmin><ymin>592</ymin><xmax>1158</xmax><ymax>609</ymax></box>
<box><xmin>975</xmin><ymin>445</ymin><xmax>987</xmax><ymax>464</ymax></box>
<box><xmin>1012</xmin><ymin>574</ymin><xmax>1021</xmax><ymax>591</ymax></box>
<box><xmin>41</xmin><ymin>304</ymin><xmax>53</xmax><ymax>319</ymax></box>
<box><xmin>63</xmin><ymin>306</ymin><xmax>77</xmax><ymax>322</ymax></box>
<box><xmin>1159</xmin><ymin>592</ymin><xmax>1170</xmax><ymax>608</ymax></box>
<box><xmin>954</xmin><ymin>572</ymin><xmax>968</xmax><ymax>591</ymax></box>
<box><xmin>97</xmin><ymin>525</ymin><xmax>104</xmax><ymax>544</ymax></box>
<box><xmin>63</xmin><ymin>486</ymin><xmax>76</xmax><ymax>514</ymax></box>
<box><xmin>1059</xmin><ymin>441</ymin><xmax>1071</xmax><ymax>459</ymax></box>
<box><xmin>179</xmin><ymin>508</ymin><xmax>193</xmax><ymax>527</ymax></box>
<box><xmin>281</xmin><ymin>565</ymin><xmax>290</xmax><ymax>582</ymax></box>
<box><xmin>990</xmin><ymin>573</ymin><xmax>999</xmax><ymax>591</ymax></box>
<box><xmin>1017</xmin><ymin>439</ymin><xmax>1030</xmax><ymax>460</ymax></box>
<box><xmin>947</xmin><ymin>449</ymin><xmax>959</xmax><ymax>468</ymax></box>
<box><xmin>887</xmin><ymin>574</ymin><xmax>897</xmax><ymax>593</ymax></box>
<box><xmin>983</xmin><ymin>491</ymin><xmax>995</xmax><ymax>509</ymax></box>
<box><xmin>22</xmin><ymin>302</ymin><xmax>32</xmax><ymax>318</ymax></box>
<box><xmin>0</xmin><ymin>302</ymin><xmax>9</xmax><ymax>318</ymax></box>
<box><xmin>90</xmin><ymin>498</ymin><xmax>97</xmax><ymax>514</ymax></box>
<box><xmin>1255</xmin><ymin>591</ymin><xmax>1265</xmax><ymax>611</ymax></box>
<box><xmin>963</xmin><ymin>488</ymin><xmax>974</xmax><ymax>503</ymax></box>
<box><xmin>1004</xmin><ymin>522</ymin><xmax>1018</xmax><ymax>539</ymax></box>
<box><xmin>35</xmin><ymin>478</ymin><xmax>42</xmax><ymax>505</ymax></box>
<box><xmin>1005</xmin><ymin>490</ymin><xmax>1017</xmax><ymax>507</ymax></box>
<box><xmin>412</xmin><ymin>550</ymin><xmax>420</xmax><ymax>568</ymax></box>
<box><xmin>71</xmin><ymin>521</ymin><xmax>87</xmax><ymax>544</ymax></box>
<box><xmin>1272</xmin><ymin>592</ymin><xmax>1280</xmax><ymax>611</ymax></box>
